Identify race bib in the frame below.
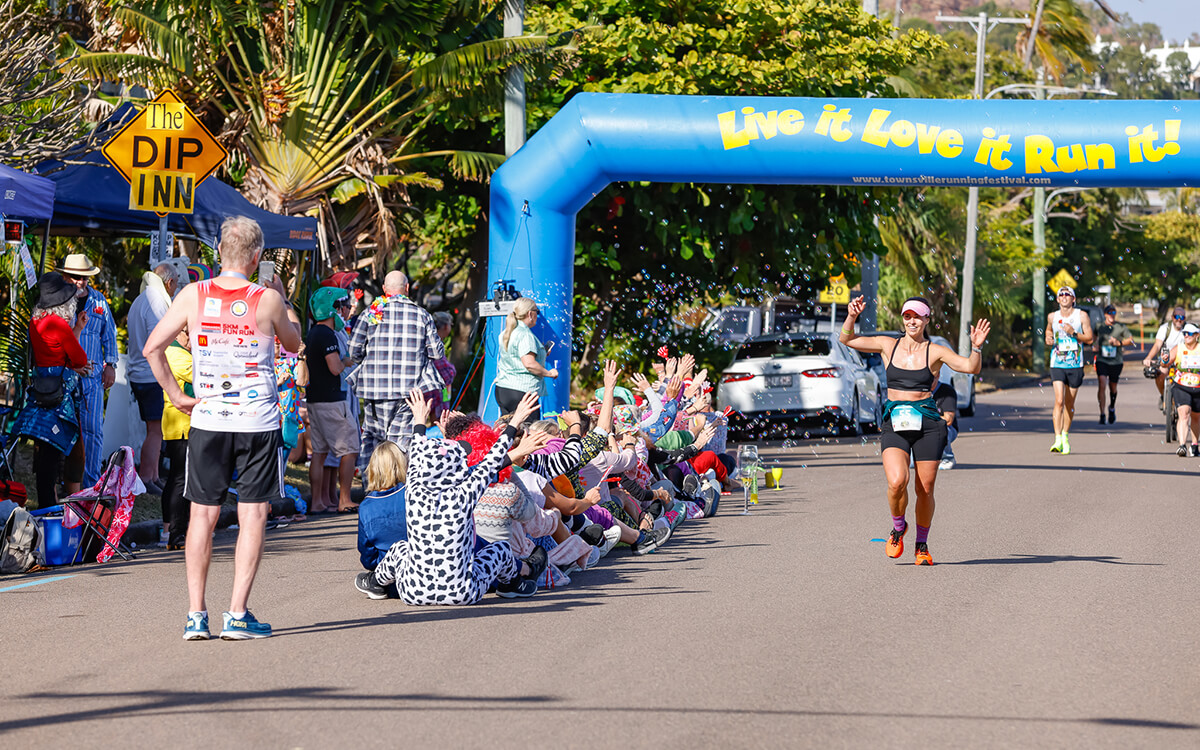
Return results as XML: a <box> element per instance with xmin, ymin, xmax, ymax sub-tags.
<box><xmin>890</xmin><ymin>404</ymin><xmax>923</xmax><ymax>433</ymax></box>
<box><xmin>1055</xmin><ymin>334</ymin><xmax>1079</xmax><ymax>353</ymax></box>
<box><xmin>1101</xmin><ymin>344</ymin><xmax>1117</xmax><ymax>359</ymax></box>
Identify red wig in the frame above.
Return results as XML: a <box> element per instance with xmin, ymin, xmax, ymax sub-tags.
<box><xmin>459</xmin><ymin>422</ymin><xmax>512</xmax><ymax>483</ymax></box>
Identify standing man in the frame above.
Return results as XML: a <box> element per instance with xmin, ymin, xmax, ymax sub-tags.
<box><xmin>1094</xmin><ymin>304</ymin><xmax>1134</xmax><ymax>425</ymax></box>
<box><xmin>349</xmin><ymin>271</ymin><xmax>444</xmax><ymax>464</ymax></box>
<box><xmin>126</xmin><ymin>263</ymin><xmax>179</xmax><ymax>491</ymax></box>
<box><xmin>305</xmin><ymin>286</ymin><xmax>360</xmax><ymax>513</ymax></box>
<box><xmin>58</xmin><ymin>253</ymin><xmax>118</xmax><ymax>487</ymax></box>
<box><xmin>1046</xmin><ymin>286</ymin><xmax>1092</xmax><ymax>455</ymax></box>
<box><xmin>1143</xmin><ymin>306</ymin><xmax>1188</xmax><ymax>412</ymax></box>
<box><xmin>144</xmin><ymin>216</ymin><xmax>302</xmax><ymax>641</ymax></box>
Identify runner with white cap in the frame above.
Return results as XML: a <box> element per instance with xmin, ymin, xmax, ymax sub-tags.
<box><xmin>841</xmin><ymin>295</ymin><xmax>989</xmax><ymax>566</ymax></box>
<box><xmin>1164</xmin><ymin>322</ymin><xmax>1200</xmax><ymax>457</ymax></box>
<box><xmin>1045</xmin><ymin>286</ymin><xmax>1093</xmax><ymax>455</ymax></box>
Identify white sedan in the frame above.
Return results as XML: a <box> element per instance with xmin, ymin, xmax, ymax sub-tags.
<box><xmin>717</xmin><ymin>332</ymin><xmax>883</xmax><ymax>436</ymax></box>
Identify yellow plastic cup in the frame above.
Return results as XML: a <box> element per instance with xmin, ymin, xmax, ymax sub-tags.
<box><xmin>764</xmin><ymin>467</ymin><xmax>783</xmax><ymax>489</ymax></box>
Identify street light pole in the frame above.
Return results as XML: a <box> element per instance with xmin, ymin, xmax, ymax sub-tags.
<box><xmin>938</xmin><ymin>12</ymin><xmax>1030</xmax><ymax>354</ymax></box>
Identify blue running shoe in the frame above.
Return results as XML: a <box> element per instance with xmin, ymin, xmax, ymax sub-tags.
<box><xmin>220</xmin><ymin>610</ymin><xmax>273</xmax><ymax>640</ymax></box>
<box><xmin>184</xmin><ymin>612</ymin><xmax>210</xmax><ymax>641</ymax></box>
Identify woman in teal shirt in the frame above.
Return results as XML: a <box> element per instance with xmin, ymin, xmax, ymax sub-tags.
<box><xmin>494</xmin><ymin>297</ymin><xmax>557</xmax><ymax>417</ymax></box>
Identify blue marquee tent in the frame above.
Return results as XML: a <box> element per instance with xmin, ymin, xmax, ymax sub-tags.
<box><xmin>0</xmin><ymin>162</ymin><xmax>56</xmax><ymax>220</ymax></box>
<box><xmin>36</xmin><ymin>151</ymin><xmax>318</xmax><ymax>252</ymax></box>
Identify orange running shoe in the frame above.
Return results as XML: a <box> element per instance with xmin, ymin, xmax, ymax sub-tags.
<box><xmin>886</xmin><ymin>524</ymin><xmax>907</xmax><ymax>558</ymax></box>
<box><xmin>914</xmin><ymin>542</ymin><xmax>933</xmax><ymax>566</ymax></box>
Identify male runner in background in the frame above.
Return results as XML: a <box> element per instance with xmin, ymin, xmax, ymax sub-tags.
<box><xmin>1094</xmin><ymin>305</ymin><xmax>1134</xmax><ymax>424</ymax></box>
<box><xmin>144</xmin><ymin>217</ymin><xmax>302</xmax><ymax>641</ymax></box>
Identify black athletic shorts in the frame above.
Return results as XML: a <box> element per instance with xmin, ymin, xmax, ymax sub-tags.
<box><xmin>1050</xmin><ymin>367</ymin><xmax>1084</xmax><ymax>389</ymax></box>
<box><xmin>185</xmin><ymin>427</ymin><xmax>286</xmax><ymax>505</ymax></box>
<box><xmin>881</xmin><ymin>415</ymin><xmax>948</xmax><ymax>463</ymax></box>
<box><xmin>1173</xmin><ymin>383</ymin><xmax>1200</xmax><ymax>411</ymax></box>
<box><xmin>1095</xmin><ymin>361</ymin><xmax>1123</xmax><ymax>383</ymax></box>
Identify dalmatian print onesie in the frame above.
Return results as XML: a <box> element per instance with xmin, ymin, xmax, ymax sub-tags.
<box><xmin>373</xmin><ymin>425</ymin><xmax>520</xmax><ymax>605</ymax></box>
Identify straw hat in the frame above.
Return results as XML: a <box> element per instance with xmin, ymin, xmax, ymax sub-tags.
<box><xmin>57</xmin><ymin>253</ymin><xmax>101</xmax><ymax>277</ymax></box>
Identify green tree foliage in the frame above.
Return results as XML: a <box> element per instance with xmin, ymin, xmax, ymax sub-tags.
<box><xmin>516</xmin><ymin>0</ymin><xmax>942</xmax><ymax>373</ymax></box>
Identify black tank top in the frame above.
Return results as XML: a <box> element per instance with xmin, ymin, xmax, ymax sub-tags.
<box><xmin>885</xmin><ymin>339</ymin><xmax>936</xmax><ymax>392</ymax></box>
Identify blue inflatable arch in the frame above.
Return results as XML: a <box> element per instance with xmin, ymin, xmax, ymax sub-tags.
<box><xmin>483</xmin><ymin>92</ymin><xmax>1199</xmax><ymax>419</ymax></box>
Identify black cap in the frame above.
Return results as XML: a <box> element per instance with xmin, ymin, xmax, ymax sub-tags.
<box><xmin>1104</xmin><ymin>304</ymin><xmax>1117</xmax><ymax>314</ymax></box>
<box><xmin>35</xmin><ymin>272</ymin><xmax>77</xmax><ymax>309</ymax></box>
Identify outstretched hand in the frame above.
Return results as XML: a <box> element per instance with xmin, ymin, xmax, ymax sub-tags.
<box><xmin>664</xmin><ymin>375</ymin><xmax>684</xmax><ymax>400</ymax></box>
<box><xmin>602</xmin><ymin>359</ymin><xmax>622</xmax><ymax>389</ymax></box>
<box><xmin>969</xmin><ymin>319</ymin><xmax>991</xmax><ymax>349</ymax></box>
<box><xmin>847</xmin><ymin>296</ymin><xmax>866</xmax><ymax>319</ymax></box>
<box><xmin>512</xmin><ymin>391</ymin><xmax>540</xmax><ymax>427</ymax></box>
<box><xmin>631</xmin><ymin>372</ymin><xmax>653</xmax><ymax>393</ymax></box>
<box><xmin>406</xmin><ymin>388</ymin><xmax>431</xmax><ymax>426</ymax></box>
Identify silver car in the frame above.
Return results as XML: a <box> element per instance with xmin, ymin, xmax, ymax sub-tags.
<box><xmin>717</xmin><ymin>332</ymin><xmax>883</xmax><ymax>436</ymax></box>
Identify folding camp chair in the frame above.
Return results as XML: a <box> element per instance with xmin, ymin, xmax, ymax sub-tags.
<box><xmin>62</xmin><ymin>448</ymin><xmax>137</xmax><ymax>563</ymax></box>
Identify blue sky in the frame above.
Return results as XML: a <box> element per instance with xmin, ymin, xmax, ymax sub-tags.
<box><xmin>1102</xmin><ymin>0</ymin><xmax>1200</xmax><ymax>43</ymax></box>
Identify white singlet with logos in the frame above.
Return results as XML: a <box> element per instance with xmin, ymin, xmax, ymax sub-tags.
<box><xmin>189</xmin><ymin>280</ymin><xmax>281</xmax><ymax>432</ymax></box>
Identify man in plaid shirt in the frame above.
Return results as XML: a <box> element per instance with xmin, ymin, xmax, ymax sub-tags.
<box><xmin>349</xmin><ymin>271</ymin><xmax>444</xmax><ymax>462</ymax></box>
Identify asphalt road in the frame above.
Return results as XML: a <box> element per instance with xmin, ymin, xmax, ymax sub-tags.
<box><xmin>3</xmin><ymin>376</ymin><xmax>1198</xmax><ymax>749</ymax></box>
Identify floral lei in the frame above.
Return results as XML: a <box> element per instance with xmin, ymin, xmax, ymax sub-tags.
<box><xmin>365</xmin><ymin>293</ymin><xmax>401</xmax><ymax>326</ymax></box>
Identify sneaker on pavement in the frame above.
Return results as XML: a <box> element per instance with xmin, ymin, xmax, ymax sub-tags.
<box><xmin>598</xmin><ymin>525</ymin><xmax>622</xmax><ymax>557</ymax></box>
<box><xmin>1178</xmin><ymin>445</ymin><xmax>1190</xmax><ymax>457</ymax></box>
<box><xmin>183</xmin><ymin>612</ymin><xmax>210</xmax><ymax>641</ymax></box>
<box><xmin>704</xmin><ymin>484</ymin><xmax>720</xmax><ymax>517</ymax></box>
<box><xmin>1060</xmin><ymin>434</ymin><xmax>1071</xmax><ymax>455</ymax></box>
<box><xmin>579</xmin><ymin>523</ymin><xmax>605</xmax><ymax>547</ymax></box>
<box><xmin>914</xmin><ymin>542</ymin><xmax>933</xmax><ymax>566</ymax></box>
<box><xmin>1050</xmin><ymin>434</ymin><xmax>1062</xmax><ymax>453</ymax></box>
<box><xmin>1098</xmin><ymin>414</ymin><xmax>1106</xmax><ymax>425</ymax></box>
<box><xmin>495</xmin><ymin>576</ymin><xmax>538</xmax><ymax>598</ymax></box>
<box><xmin>220</xmin><ymin>610</ymin><xmax>272</xmax><ymax>640</ymax></box>
<box><xmin>355</xmin><ymin>571</ymin><xmax>389</xmax><ymax>600</ymax></box>
<box><xmin>585</xmin><ymin>546</ymin><xmax>601</xmax><ymax>569</ymax></box>
<box><xmin>631</xmin><ymin>525</ymin><xmax>672</xmax><ymax>555</ymax></box>
<box><xmin>1191</xmin><ymin>444</ymin><xmax>1199</xmax><ymax>458</ymax></box>
<box><xmin>523</xmin><ymin>546</ymin><xmax>549</xmax><ymax>583</ymax></box>
<box><xmin>939</xmin><ymin>455</ymin><xmax>956</xmax><ymax>471</ymax></box>
<box><xmin>682</xmin><ymin>474</ymin><xmax>701</xmax><ymax>498</ymax></box>
<box><xmin>886</xmin><ymin>524</ymin><xmax>907</xmax><ymax>559</ymax></box>
<box><xmin>702</xmin><ymin>469</ymin><xmax>719</xmax><ymax>488</ymax></box>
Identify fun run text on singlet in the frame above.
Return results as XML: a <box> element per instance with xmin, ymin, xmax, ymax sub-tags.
<box><xmin>189</xmin><ymin>280</ymin><xmax>281</xmax><ymax>432</ymax></box>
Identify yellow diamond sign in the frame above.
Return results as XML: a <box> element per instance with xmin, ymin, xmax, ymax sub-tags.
<box><xmin>1047</xmin><ymin>268</ymin><xmax>1076</xmax><ymax>293</ymax></box>
<box><xmin>101</xmin><ymin>90</ymin><xmax>228</xmax><ymax>215</ymax></box>
<box><xmin>818</xmin><ymin>274</ymin><xmax>851</xmax><ymax>305</ymax></box>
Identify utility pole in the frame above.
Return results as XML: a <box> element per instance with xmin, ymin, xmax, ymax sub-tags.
<box><xmin>1031</xmin><ymin>76</ymin><xmax>1047</xmax><ymax>371</ymax></box>
<box><xmin>504</xmin><ymin>0</ymin><xmax>526</xmax><ymax>157</ymax></box>
<box><xmin>937</xmin><ymin>12</ymin><xmax>1030</xmax><ymax>354</ymax></box>
<box><xmin>859</xmin><ymin>0</ymin><xmax>880</xmax><ymax>332</ymax></box>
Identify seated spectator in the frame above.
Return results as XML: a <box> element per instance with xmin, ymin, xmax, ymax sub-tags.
<box><xmin>353</xmin><ymin>389</ymin><xmax>547</xmax><ymax>603</ymax></box>
<box><xmin>356</xmin><ymin>442</ymin><xmax>409</xmax><ymax>590</ymax></box>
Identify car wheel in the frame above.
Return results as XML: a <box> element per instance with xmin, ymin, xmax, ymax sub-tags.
<box><xmin>864</xmin><ymin>389</ymin><xmax>883</xmax><ymax>434</ymax></box>
<box><xmin>960</xmin><ymin>390</ymin><xmax>976</xmax><ymax>418</ymax></box>
<box><xmin>840</xmin><ymin>392</ymin><xmax>863</xmax><ymax>437</ymax></box>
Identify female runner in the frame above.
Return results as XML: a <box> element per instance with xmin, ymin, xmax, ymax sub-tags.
<box><xmin>841</xmin><ymin>296</ymin><xmax>989</xmax><ymax>565</ymax></box>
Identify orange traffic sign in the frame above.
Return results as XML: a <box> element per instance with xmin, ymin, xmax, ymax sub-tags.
<box><xmin>101</xmin><ymin>90</ymin><xmax>228</xmax><ymax>215</ymax></box>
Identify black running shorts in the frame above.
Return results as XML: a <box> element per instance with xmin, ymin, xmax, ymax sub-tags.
<box><xmin>881</xmin><ymin>415</ymin><xmax>948</xmax><ymax>463</ymax></box>
<box><xmin>1050</xmin><ymin>367</ymin><xmax>1084</xmax><ymax>389</ymax></box>
<box><xmin>185</xmin><ymin>427</ymin><xmax>286</xmax><ymax>505</ymax></box>
<box><xmin>1095</xmin><ymin>361</ymin><xmax>1123</xmax><ymax>383</ymax></box>
<box><xmin>1173</xmin><ymin>383</ymin><xmax>1200</xmax><ymax>411</ymax></box>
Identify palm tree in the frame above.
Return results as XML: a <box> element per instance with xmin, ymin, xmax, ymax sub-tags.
<box><xmin>1018</xmin><ymin>0</ymin><xmax>1112</xmax><ymax>82</ymax></box>
<box><xmin>68</xmin><ymin>0</ymin><xmax>581</xmax><ymax>272</ymax></box>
